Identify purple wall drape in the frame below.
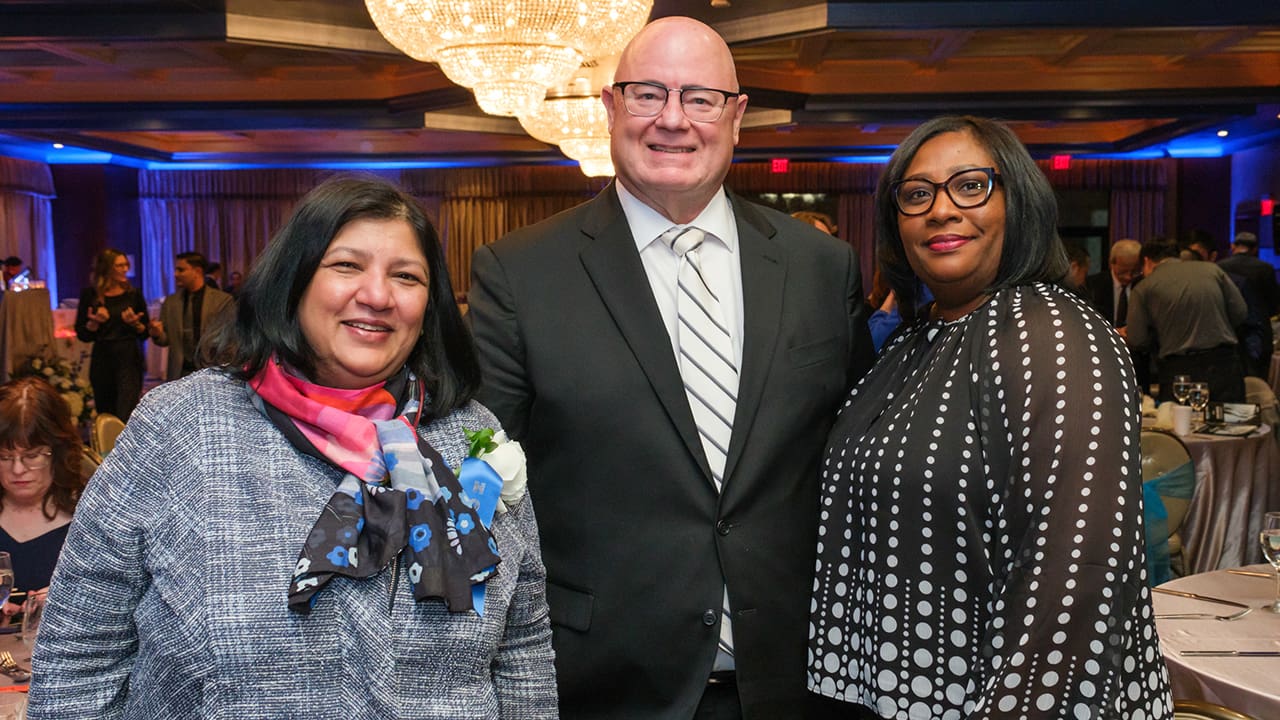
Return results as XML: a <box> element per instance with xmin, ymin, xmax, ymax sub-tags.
<box><xmin>0</xmin><ymin>157</ymin><xmax>58</xmax><ymax>307</ymax></box>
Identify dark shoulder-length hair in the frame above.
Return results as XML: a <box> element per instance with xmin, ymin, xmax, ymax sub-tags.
<box><xmin>208</xmin><ymin>175</ymin><xmax>480</xmax><ymax>419</ymax></box>
<box><xmin>875</xmin><ymin>115</ymin><xmax>1067</xmax><ymax>324</ymax></box>
<box><xmin>0</xmin><ymin>377</ymin><xmax>85</xmax><ymax>518</ymax></box>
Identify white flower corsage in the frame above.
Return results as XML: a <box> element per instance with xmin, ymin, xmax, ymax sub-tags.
<box><xmin>463</xmin><ymin>427</ymin><xmax>529</xmax><ymax>514</ymax></box>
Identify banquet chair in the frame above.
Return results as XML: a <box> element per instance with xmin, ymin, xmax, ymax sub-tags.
<box><xmin>1140</xmin><ymin>429</ymin><xmax>1196</xmax><ymax>581</ymax></box>
<box><xmin>1243</xmin><ymin>375</ymin><xmax>1278</xmax><ymax>437</ymax></box>
<box><xmin>1173</xmin><ymin>699</ymin><xmax>1259</xmax><ymax>720</ymax></box>
<box><xmin>91</xmin><ymin>412</ymin><xmax>126</xmax><ymax>457</ymax></box>
<box><xmin>80</xmin><ymin>446</ymin><xmax>103</xmax><ymax>481</ymax></box>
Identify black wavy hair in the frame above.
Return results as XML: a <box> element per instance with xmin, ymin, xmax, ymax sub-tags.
<box><xmin>207</xmin><ymin>175</ymin><xmax>479</xmax><ymax>419</ymax></box>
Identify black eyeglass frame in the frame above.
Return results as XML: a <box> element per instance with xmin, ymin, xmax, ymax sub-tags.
<box><xmin>611</xmin><ymin>81</ymin><xmax>741</xmax><ymax>123</ymax></box>
<box><xmin>890</xmin><ymin>167</ymin><xmax>1004</xmax><ymax>216</ymax></box>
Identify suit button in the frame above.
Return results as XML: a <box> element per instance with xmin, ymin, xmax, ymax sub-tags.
<box><xmin>702</xmin><ymin>609</ymin><xmax>717</xmax><ymax>626</ymax></box>
<box><xmin>716</xmin><ymin>520</ymin><xmax>731</xmax><ymax>536</ymax></box>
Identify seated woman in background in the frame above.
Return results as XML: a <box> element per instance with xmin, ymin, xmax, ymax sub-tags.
<box><xmin>28</xmin><ymin>176</ymin><xmax>555</xmax><ymax>718</ymax></box>
<box><xmin>808</xmin><ymin>116</ymin><xmax>1171</xmax><ymax>718</ymax></box>
<box><xmin>0</xmin><ymin>377</ymin><xmax>86</xmax><ymax>617</ymax></box>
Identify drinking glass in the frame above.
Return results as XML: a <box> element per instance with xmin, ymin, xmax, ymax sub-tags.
<box><xmin>1170</xmin><ymin>375</ymin><xmax>1193</xmax><ymax>405</ymax></box>
<box><xmin>0</xmin><ymin>553</ymin><xmax>12</xmax><ymax>608</ymax></box>
<box><xmin>21</xmin><ymin>592</ymin><xmax>44</xmax><ymax>650</ymax></box>
<box><xmin>1187</xmin><ymin>382</ymin><xmax>1210</xmax><ymax>421</ymax></box>
<box><xmin>1262</xmin><ymin>512</ymin><xmax>1280</xmax><ymax>613</ymax></box>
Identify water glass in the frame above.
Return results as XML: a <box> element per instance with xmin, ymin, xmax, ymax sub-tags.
<box><xmin>1170</xmin><ymin>374</ymin><xmax>1193</xmax><ymax>404</ymax></box>
<box><xmin>21</xmin><ymin>593</ymin><xmax>44</xmax><ymax>650</ymax></box>
<box><xmin>1262</xmin><ymin>512</ymin><xmax>1280</xmax><ymax>613</ymax></box>
<box><xmin>1187</xmin><ymin>382</ymin><xmax>1210</xmax><ymax>421</ymax></box>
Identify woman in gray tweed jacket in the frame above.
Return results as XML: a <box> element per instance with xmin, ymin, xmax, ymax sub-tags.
<box><xmin>26</xmin><ymin>176</ymin><xmax>557</xmax><ymax>719</ymax></box>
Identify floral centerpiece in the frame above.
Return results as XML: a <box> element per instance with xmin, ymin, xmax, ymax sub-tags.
<box><xmin>12</xmin><ymin>354</ymin><xmax>95</xmax><ymax>423</ymax></box>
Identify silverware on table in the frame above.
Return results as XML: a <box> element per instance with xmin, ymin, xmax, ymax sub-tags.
<box><xmin>1180</xmin><ymin>650</ymin><xmax>1280</xmax><ymax>657</ymax></box>
<box><xmin>1225</xmin><ymin>569</ymin><xmax>1274</xmax><ymax>579</ymax></box>
<box><xmin>1153</xmin><ymin>587</ymin><xmax>1252</xmax><ymax>608</ymax></box>
<box><xmin>1156</xmin><ymin>608</ymin><xmax>1253</xmax><ymax>621</ymax></box>
<box><xmin>0</xmin><ymin>651</ymin><xmax>29</xmax><ymax>682</ymax></box>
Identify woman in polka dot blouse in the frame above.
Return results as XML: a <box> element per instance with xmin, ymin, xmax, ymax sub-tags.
<box><xmin>808</xmin><ymin>116</ymin><xmax>1172</xmax><ymax>720</ymax></box>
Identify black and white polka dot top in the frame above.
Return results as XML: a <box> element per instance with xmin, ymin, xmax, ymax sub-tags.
<box><xmin>809</xmin><ymin>283</ymin><xmax>1172</xmax><ymax>720</ymax></box>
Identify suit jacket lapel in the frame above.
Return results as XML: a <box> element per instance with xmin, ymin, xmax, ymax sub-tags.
<box><xmin>722</xmin><ymin>195</ymin><xmax>784</xmax><ymax>483</ymax></box>
<box><xmin>577</xmin><ymin>185</ymin><xmax>709</xmax><ymax>476</ymax></box>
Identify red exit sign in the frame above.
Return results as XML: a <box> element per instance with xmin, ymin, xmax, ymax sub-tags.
<box><xmin>770</xmin><ymin>158</ymin><xmax>789</xmax><ymax>173</ymax></box>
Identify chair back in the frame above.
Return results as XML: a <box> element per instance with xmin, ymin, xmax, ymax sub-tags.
<box><xmin>91</xmin><ymin>413</ymin><xmax>126</xmax><ymax>456</ymax></box>
<box><xmin>1173</xmin><ymin>699</ymin><xmax>1259</xmax><ymax>720</ymax></box>
<box><xmin>80</xmin><ymin>446</ymin><xmax>102</xmax><ymax>482</ymax></box>
<box><xmin>1243</xmin><ymin>375</ymin><xmax>1279</xmax><ymax>432</ymax></box>
<box><xmin>1140</xmin><ymin>429</ymin><xmax>1196</xmax><ymax>583</ymax></box>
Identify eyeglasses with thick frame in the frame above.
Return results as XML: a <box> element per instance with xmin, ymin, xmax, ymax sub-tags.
<box><xmin>0</xmin><ymin>449</ymin><xmax>52</xmax><ymax>471</ymax></box>
<box><xmin>612</xmin><ymin>81</ymin><xmax>740</xmax><ymax>123</ymax></box>
<box><xmin>891</xmin><ymin>167</ymin><xmax>1003</xmax><ymax>216</ymax></box>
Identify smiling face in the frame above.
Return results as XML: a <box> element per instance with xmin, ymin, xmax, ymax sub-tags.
<box><xmin>297</xmin><ymin>217</ymin><xmax>430</xmax><ymax>389</ymax></box>
<box><xmin>602</xmin><ymin>17</ymin><xmax>747</xmax><ymax>224</ymax></box>
<box><xmin>897</xmin><ymin>130</ymin><xmax>1006</xmax><ymax>320</ymax></box>
<box><xmin>110</xmin><ymin>254</ymin><xmax>130</xmax><ymax>285</ymax></box>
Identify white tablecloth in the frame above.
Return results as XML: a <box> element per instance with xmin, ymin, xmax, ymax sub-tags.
<box><xmin>1155</xmin><ymin>566</ymin><xmax>1280</xmax><ymax>718</ymax></box>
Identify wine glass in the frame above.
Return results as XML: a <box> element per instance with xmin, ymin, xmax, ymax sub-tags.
<box><xmin>1262</xmin><ymin>512</ymin><xmax>1280</xmax><ymax>613</ymax></box>
<box><xmin>1187</xmin><ymin>382</ymin><xmax>1210</xmax><ymax>422</ymax></box>
<box><xmin>1170</xmin><ymin>375</ymin><xmax>1193</xmax><ymax>405</ymax></box>
<box><xmin>21</xmin><ymin>592</ymin><xmax>44</xmax><ymax>651</ymax></box>
<box><xmin>0</xmin><ymin>553</ymin><xmax>12</xmax><ymax>608</ymax></box>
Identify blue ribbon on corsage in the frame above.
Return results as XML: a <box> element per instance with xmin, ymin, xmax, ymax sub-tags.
<box><xmin>285</xmin><ymin>410</ymin><xmax>504</xmax><ymax>615</ymax></box>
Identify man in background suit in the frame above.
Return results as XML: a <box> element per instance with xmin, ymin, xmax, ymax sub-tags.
<box><xmin>1085</xmin><ymin>238</ymin><xmax>1141</xmax><ymax>326</ymax></box>
<box><xmin>148</xmin><ymin>251</ymin><xmax>234</xmax><ymax>380</ymax></box>
<box><xmin>1218</xmin><ymin>231</ymin><xmax>1279</xmax><ymax>377</ymax></box>
<box><xmin>469</xmin><ymin>16</ymin><xmax>874</xmax><ymax>720</ymax></box>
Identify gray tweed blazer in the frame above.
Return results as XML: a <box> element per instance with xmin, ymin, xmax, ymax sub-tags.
<box><xmin>26</xmin><ymin>370</ymin><xmax>557</xmax><ymax>719</ymax></box>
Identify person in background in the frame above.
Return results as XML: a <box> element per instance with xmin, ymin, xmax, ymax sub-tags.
<box><xmin>204</xmin><ymin>261</ymin><xmax>223</xmax><ymax>290</ymax></box>
<box><xmin>469</xmin><ymin>16</ymin><xmax>874</xmax><ymax>719</ymax></box>
<box><xmin>1060</xmin><ymin>237</ymin><xmax>1090</xmax><ymax>293</ymax></box>
<box><xmin>148</xmin><ymin>251</ymin><xmax>235</xmax><ymax>381</ymax></box>
<box><xmin>1217</xmin><ymin>231</ymin><xmax>1279</xmax><ymax>377</ymax></box>
<box><xmin>74</xmin><ymin>249</ymin><xmax>149</xmax><ymax>421</ymax></box>
<box><xmin>225</xmin><ymin>270</ymin><xmax>244</xmax><ymax>298</ymax></box>
<box><xmin>2</xmin><ymin>257</ymin><xmax>24</xmax><ymax>290</ymax></box>
<box><xmin>808</xmin><ymin>115</ymin><xmax>1171</xmax><ymax>717</ymax></box>
<box><xmin>0</xmin><ymin>377</ymin><xmax>86</xmax><ymax>619</ymax></box>
<box><xmin>1085</xmin><ymin>238</ymin><xmax>1141</xmax><ymax>328</ymax></box>
<box><xmin>1126</xmin><ymin>237</ymin><xmax>1248</xmax><ymax>402</ymax></box>
<box><xmin>1180</xmin><ymin>229</ymin><xmax>1218</xmax><ymax>262</ymax></box>
<box><xmin>789</xmin><ymin>210</ymin><xmax>837</xmax><ymax>236</ymax></box>
<box><xmin>28</xmin><ymin>176</ymin><xmax>556</xmax><ymax>718</ymax></box>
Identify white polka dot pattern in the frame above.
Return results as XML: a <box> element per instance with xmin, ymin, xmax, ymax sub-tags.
<box><xmin>808</xmin><ymin>284</ymin><xmax>1172</xmax><ymax>719</ymax></box>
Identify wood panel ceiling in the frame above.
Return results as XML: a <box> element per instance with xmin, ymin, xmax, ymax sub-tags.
<box><xmin>1</xmin><ymin>0</ymin><xmax>1278</xmax><ymax>167</ymax></box>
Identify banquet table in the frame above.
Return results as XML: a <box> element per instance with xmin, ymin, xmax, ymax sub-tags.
<box><xmin>0</xmin><ymin>288</ymin><xmax>54</xmax><ymax>383</ymax></box>
<box><xmin>1154</xmin><ymin>565</ymin><xmax>1280</xmax><ymax>719</ymax></box>
<box><xmin>0</xmin><ymin>630</ymin><xmax>30</xmax><ymax>690</ymax></box>
<box><xmin>1176</xmin><ymin>426</ymin><xmax>1280</xmax><ymax>574</ymax></box>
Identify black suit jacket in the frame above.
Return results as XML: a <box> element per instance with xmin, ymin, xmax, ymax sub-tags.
<box><xmin>468</xmin><ymin>184</ymin><xmax>874</xmax><ymax>719</ymax></box>
<box><xmin>1085</xmin><ymin>271</ymin><xmax>1120</xmax><ymax>324</ymax></box>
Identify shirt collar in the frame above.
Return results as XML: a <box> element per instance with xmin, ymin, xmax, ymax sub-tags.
<box><xmin>617</xmin><ymin>182</ymin><xmax>736</xmax><ymax>253</ymax></box>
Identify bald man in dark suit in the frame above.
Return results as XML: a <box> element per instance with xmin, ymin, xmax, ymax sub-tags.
<box><xmin>469</xmin><ymin>17</ymin><xmax>874</xmax><ymax>720</ymax></box>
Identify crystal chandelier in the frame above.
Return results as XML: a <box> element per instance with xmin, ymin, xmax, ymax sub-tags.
<box><xmin>519</xmin><ymin>61</ymin><xmax>616</xmax><ymax>177</ymax></box>
<box><xmin>365</xmin><ymin>0</ymin><xmax>653</xmax><ymax>118</ymax></box>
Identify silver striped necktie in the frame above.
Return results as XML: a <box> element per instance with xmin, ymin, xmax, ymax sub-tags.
<box><xmin>664</xmin><ymin>225</ymin><xmax>738</xmax><ymax>664</ymax></box>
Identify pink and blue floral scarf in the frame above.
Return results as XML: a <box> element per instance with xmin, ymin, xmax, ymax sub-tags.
<box><xmin>250</xmin><ymin>359</ymin><xmax>502</xmax><ymax>614</ymax></box>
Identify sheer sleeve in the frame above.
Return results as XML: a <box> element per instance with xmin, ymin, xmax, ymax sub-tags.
<box><xmin>968</xmin><ymin>287</ymin><xmax>1170</xmax><ymax>718</ymax></box>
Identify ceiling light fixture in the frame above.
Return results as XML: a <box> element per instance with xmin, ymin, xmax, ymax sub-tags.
<box><xmin>365</xmin><ymin>0</ymin><xmax>652</xmax><ymax>118</ymax></box>
<box><xmin>1216</xmin><ymin>130</ymin><xmax>1229</xmax><ymax>137</ymax></box>
<box><xmin>519</xmin><ymin>58</ymin><xmax>616</xmax><ymax>177</ymax></box>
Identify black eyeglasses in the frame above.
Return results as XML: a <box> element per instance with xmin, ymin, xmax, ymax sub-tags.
<box><xmin>612</xmin><ymin>81</ymin><xmax>740</xmax><ymax>123</ymax></box>
<box><xmin>891</xmin><ymin>167</ymin><xmax>1003</xmax><ymax>216</ymax></box>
